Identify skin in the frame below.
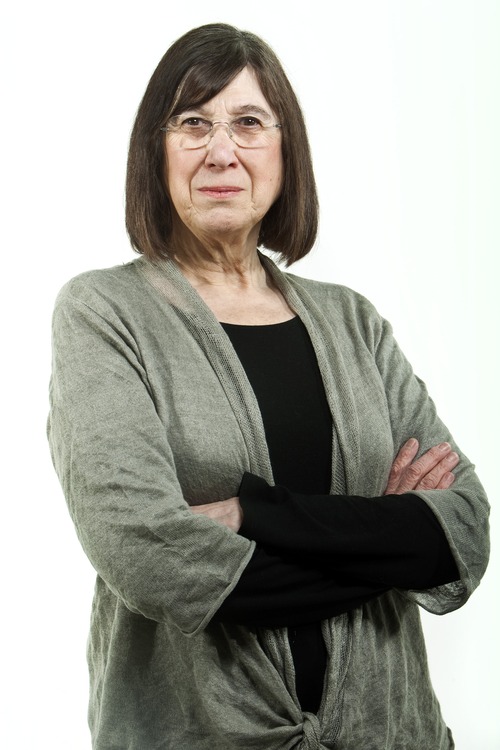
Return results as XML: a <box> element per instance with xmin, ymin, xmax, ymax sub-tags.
<box><xmin>162</xmin><ymin>68</ymin><xmax>460</xmax><ymax>530</ymax></box>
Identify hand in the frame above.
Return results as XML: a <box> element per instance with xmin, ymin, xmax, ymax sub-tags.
<box><xmin>189</xmin><ymin>497</ymin><xmax>243</xmax><ymax>532</ymax></box>
<box><xmin>384</xmin><ymin>439</ymin><xmax>459</xmax><ymax>495</ymax></box>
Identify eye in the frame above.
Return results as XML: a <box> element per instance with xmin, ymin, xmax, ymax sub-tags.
<box><xmin>234</xmin><ymin>116</ymin><xmax>263</xmax><ymax>129</ymax></box>
<box><xmin>179</xmin><ymin>117</ymin><xmax>211</xmax><ymax>132</ymax></box>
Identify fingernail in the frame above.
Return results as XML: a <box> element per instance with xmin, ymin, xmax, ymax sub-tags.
<box><xmin>446</xmin><ymin>451</ymin><xmax>459</xmax><ymax>463</ymax></box>
<box><xmin>407</xmin><ymin>438</ymin><xmax>418</xmax><ymax>449</ymax></box>
<box><xmin>439</xmin><ymin>442</ymin><xmax>451</xmax><ymax>452</ymax></box>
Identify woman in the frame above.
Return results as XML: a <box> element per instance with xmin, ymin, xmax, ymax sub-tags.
<box><xmin>48</xmin><ymin>23</ymin><xmax>489</xmax><ymax>750</ymax></box>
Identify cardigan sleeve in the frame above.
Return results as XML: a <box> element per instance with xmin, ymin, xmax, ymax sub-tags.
<box><xmin>372</xmin><ymin>310</ymin><xmax>490</xmax><ymax>614</ymax></box>
<box><xmin>47</xmin><ymin>279</ymin><xmax>254</xmax><ymax>636</ymax></box>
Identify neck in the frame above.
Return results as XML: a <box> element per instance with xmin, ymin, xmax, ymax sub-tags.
<box><xmin>177</xmin><ymin>249</ymin><xmax>267</xmax><ymax>293</ymax></box>
<box><xmin>171</xmin><ymin>223</ymin><xmax>266</xmax><ymax>292</ymax></box>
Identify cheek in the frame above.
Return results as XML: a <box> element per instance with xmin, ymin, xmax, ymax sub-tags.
<box><xmin>252</xmin><ymin>149</ymin><xmax>283</xmax><ymax>198</ymax></box>
<box><xmin>164</xmin><ymin>148</ymin><xmax>193</xmax><ymax>205</ymax></box>
<box><xmin>270</xmin><ymin>148</ymin><xmax>284</xmax><ymax>193</ymax></box>
<box><xmin>268</xmin><ymin>152</ymin><xmax>284</xmax><ymax>200</ymax></box>
<box><xmin>275</xmin><ymin>164</ymin><xmax>284</xmax><ymax>197</ymax></box>
<box><xmin>166</xmin><ymin>171</ymin><xmax>193</xmax><ymax>219</ymax></box>
<box><xmin>163</xmin><ymin>145</ymin><xmax>173</xmax><ymax>197</ymax></box>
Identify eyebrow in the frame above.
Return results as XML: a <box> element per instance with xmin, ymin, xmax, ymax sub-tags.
<box><xmin>188</xmin><ymin>103</ymin><xmax>273</xmax><ymax>120</ymax></box>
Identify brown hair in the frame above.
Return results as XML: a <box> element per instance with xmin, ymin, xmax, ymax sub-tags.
<box><xmin>125</xmin><ymin>23</ymin><xmax>318</xmax><ymax>266</ymax></box>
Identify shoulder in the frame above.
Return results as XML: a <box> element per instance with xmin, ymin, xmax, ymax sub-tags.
<box><xmin>262</xmin><ymin>255</ymin><xmax>380</xmax><ymax>321</ymax></box>
<box><xmin>283</xmin><ymin>270</ymin><xmax>387</xmax><ymax>342</ymax></box>
<box><xmin>285</xmin><ymin>271</ymin><xmax>374</xmax><ymax>309</ymax></box>
<box><xmin>53</xmin><ymin>259</ymin><xmax>146</xmax><ymax>313</ymax></box>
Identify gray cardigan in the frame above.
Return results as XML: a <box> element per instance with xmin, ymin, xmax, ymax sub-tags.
<box><xmin>48</xmin><ymin>254</ymin><xmax>489</xmax><ymax>750</ymax></box>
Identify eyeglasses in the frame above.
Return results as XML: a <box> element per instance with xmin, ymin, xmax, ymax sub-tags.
<box><xmin>160</xmin><ymin>115</ymin><xmax>281</xmax><ymax>149</ymax></box>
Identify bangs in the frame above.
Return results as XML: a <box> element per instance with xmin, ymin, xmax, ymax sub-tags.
<box><xmin>169</xmin><ymin>62</ymin><xmax>247</xmax><ymax>118</ymax></box>
<box><xmin>167</xmin><ymin>32</ymin><xmax>252</xmax><ymax>118</ymax></box>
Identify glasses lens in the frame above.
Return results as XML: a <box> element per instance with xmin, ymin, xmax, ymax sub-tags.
<box><xmin>167</xmin><ymin>117</ymin><xmax>279</xmax><ymax>149</ymax></box>
<box><xmin>231</xmin><ymin>121</ymin><xmax>260</xmax><ymax>147</ymax></box>
<box><xmin>176</xmin><ymin>118</ymin><xmax>211</xmax><ymax>148</ymax></box>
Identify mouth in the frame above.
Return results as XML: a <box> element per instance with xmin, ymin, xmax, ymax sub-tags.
<box><xmin>198</xmin><ymin>187</ymin><xmax>243</xmax><ymax>198</ymax></box>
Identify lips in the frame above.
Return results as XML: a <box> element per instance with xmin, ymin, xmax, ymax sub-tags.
<box><xmin>198</xmin><ymin>186</ymin><xmax>243</xmax><ymax>197</ymax></box>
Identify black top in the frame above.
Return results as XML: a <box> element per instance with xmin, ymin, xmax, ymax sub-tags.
<box><xmin>221</xmin><ymin>317</ymin><xmax>333</xmax><ymax>495</ymax></box>
<box><xmin>215</xmin><ymin>316</ymin><xmax>459</xmax><ymax>713</ymax></box>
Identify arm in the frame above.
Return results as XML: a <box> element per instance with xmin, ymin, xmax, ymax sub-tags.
<box><xmin>47</xmin><ymin>280</ymin><xmax>254</xmax><ymax>635</ymax></box>
<box><xmin>190</xmin><ymin>437</ymin><xmax>460</xmax><ymax>534</ymax></box>
<box><xmin>237</xmin><ymin>473</ymin><xmax>459</xmax><ymax>589</ymax></box>
<box><xmin>212</xmin><ymin>546</ymin><xmax>390</xmax><ymax>627</ymax></box>
<box><xmin>191</xmin><ymin>440</ymin><xmax>460</xmax><ymax>627</ymax></box>
<box><xmin>373</xmin><ymin>313</ymin><xmax>490</xmax><ymax>612</ymax></box>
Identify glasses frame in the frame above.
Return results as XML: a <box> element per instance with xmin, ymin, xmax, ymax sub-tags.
<box><xmin>160</xmin><ymin>117</ymin><xmax>282</xmax><ymax>150</ymax></box>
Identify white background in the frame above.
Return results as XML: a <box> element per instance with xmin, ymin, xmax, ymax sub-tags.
<box><xmin>1</xmin><ymin>1</ymin><xmax>498</xmax><ymax>748</ymax></box>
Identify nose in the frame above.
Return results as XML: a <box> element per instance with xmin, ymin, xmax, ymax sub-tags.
<box><xmin>204</xmin><ymin>123</ymin><xmax>238</xmax><ymax>168</ymax></box>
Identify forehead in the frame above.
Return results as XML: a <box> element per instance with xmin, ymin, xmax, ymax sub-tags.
<box><xmin>189</xmin><ymin>66</ymin><xmax>273</xmax><ymax>116</ymax></box>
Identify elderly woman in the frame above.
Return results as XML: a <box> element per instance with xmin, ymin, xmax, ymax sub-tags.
<box><xmin>48</xmin><ymin>23</ymin><xmax>489</xmax><ymax>750</ymax></box>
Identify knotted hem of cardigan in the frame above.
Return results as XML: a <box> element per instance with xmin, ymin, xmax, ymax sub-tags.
<box><xmin>298</xmin><ymin>712</ymin><xmax>326</xmax><ymax>749</ymax></box>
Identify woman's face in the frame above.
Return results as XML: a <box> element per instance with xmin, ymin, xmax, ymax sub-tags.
<box><xmin>164</xmin><ymin>66</ymin><xmax>283</xmax><ymax>247</ymax></box>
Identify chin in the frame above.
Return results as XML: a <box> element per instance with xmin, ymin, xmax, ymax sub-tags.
<box><xmin>193</xmin><ymin>212</ymin><xmax>259</xmax><ymax>239</ymax></box>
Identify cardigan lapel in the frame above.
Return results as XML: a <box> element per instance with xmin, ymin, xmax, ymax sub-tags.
<box><xmin>137</xmin><ymin>255</ymin><xmax>275</xmax><ymax>483</ymax></box>
<box><xmin>261</xmin><ymin>255</ymin><xmax>361</xmax><ymax>496</ymax></box>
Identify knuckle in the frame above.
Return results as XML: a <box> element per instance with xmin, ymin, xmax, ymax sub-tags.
<box><xmin>389</xmin><ymin>461</ymin><xmax>402</xmax><ymax>477</ymax></box>
<box><xmin>418</xmin><ymin>474</ymin><xmax>437</xmax><ymax>490</ymax></box>
<box><xmin>406</xmin><ymin>464</ymin><xmax>422</xmax><ymax>483</ymax></box>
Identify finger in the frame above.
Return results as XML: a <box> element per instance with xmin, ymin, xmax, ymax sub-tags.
<box><xmin>400</xmin><ymin>442</ymin><xmax>452</xmax><ymax>488</ymax></box>
<box><xmin>389</xmin><ymin>442</ymin><xmax>454</xmax><ymax>494</ymax></box>
<box><xmin>415</xmin><ymin>442</ymin><xmax>452</xmax><ymax>473</ymax></box>
<box><xmin>436</xmin><ymin>471</ymin><xmax>456</xmax><ymax>490</ymax></box>
<box><xmin>385</xmin><ymin>438</ymin><xmax>419</xmax><ymax>494</ymax></box>
<box><xmin>415</xmin><ymin>451</ymin><xmax>459</xmax><ymax>490</ymax></box>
